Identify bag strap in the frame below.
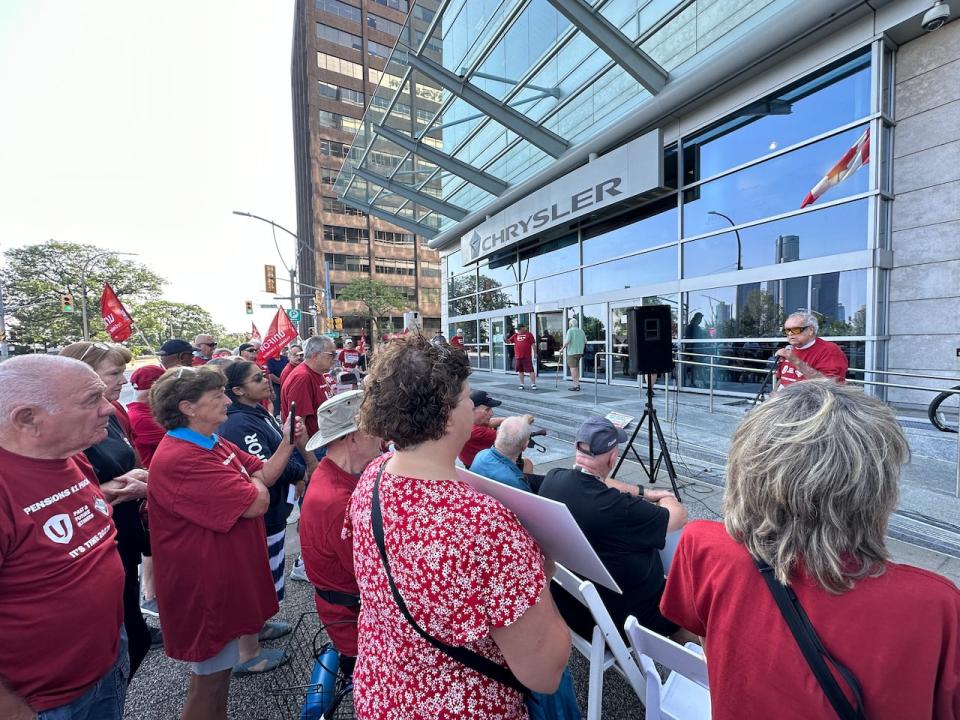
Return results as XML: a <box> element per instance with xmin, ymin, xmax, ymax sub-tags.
<box><xmin>370</xmin><ymin>465</ymin><xmax>529</xmax><ymax>697</ymax></box>
<box><xmin>754</xmin><ymin>559</ymin><xmax>866</xmax><ymax>720</ymax></box>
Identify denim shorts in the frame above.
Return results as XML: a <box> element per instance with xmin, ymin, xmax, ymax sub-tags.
<box><xmin>191</xmin><ymin>639</ymin><xmax>240</xmax><ymax>675</ymax></box>
<box><xmin>39</xmin><ymin>628</ymin><xmax>129</xmax><ymax>720</ymax></box>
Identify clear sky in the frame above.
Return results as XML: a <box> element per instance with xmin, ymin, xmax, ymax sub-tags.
<box><xmin>0</xmin><ymin>0</ymin><xmax>299</xmax><ymax>333</ymax></box>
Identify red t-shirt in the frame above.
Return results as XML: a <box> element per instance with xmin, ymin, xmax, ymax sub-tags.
<box><xmin>300</xmin><ymin>457</ymin><xmax>364</xmax><ymax>656</ymax></box>
<box><xmin>345</xmin><ymin>455</ymin><xmax>546</xmax><ymax>719</ymax></box>
<box><xmin>459</xmin><ymin>424</ymin><xmax>498</xmax><ymax>468</ymax></box>
<box><xmin>450</xmin><ymin>335</ymin><xmax>464</xmax><ymax>348</ymax></box>
<box><xmin>147</xmin><ymin>432</ymin><xmax>279</xmax><ymax>661</ymax></box>
<box><xmin>0</xmin><ymin>447</ymin><xmax>124</xmax><ymax>711</ymax></box>
<box><xmin>279</xmin><ymin>361</ymin><xmax>298</xmax><ymax>386</ymax></box>
<box><xmin>280</xmin><ymin>363</ymin><xmax>338</xmax><ymax>437</ymax></box>
<box><xmin>337</xmin><ymin>348</ymin><xmax>360</xmax><ymax>369</ymax></box>
<box><xmin>661</xmin><ymin>521</ymin><xmax>960</xmax><ymax>720</ymax></box>
<box><xmin>507</xmin><ymin>332</ymin><xmax>536</xmax><ymax>360</ymax></box>
<box><xmin>125</xmin><ymin>401</ymin><xmax>165</xmax><ymax>467</ymax></box>
<box><xmin>776</xmin><ymin>337</ymin><xmax>848</xmax><ymax>389</ymax></box>
<box><xmin>191</xmin><ymin>355</ymin><xmax>209</xmax><ymax>366</ymax></box>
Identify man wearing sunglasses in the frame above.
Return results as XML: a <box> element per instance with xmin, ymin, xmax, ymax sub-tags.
<box><xmin>775</xmin><ymin>311</ymin><xmax>848</xmax><ymax>391</ymax></box>
<box><xmin>192</xmin><ymin>334</ymin><xmax>217</xmax><ymax>366</ymax></box>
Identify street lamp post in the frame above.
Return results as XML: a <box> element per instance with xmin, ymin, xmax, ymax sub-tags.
<box><xmin>79</xmin><ymin>251</ymin><xmax>139</xmax><ymax>341</ymax></box>
<box><xmin>707</xmin><ymin>210</ymin><xmax>742</xmax><ymax>272</ymax></box>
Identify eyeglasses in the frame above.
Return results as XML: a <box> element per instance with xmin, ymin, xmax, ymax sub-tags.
<box><xmin>245</xmin><ymin>373</ymin><xmax>267</xmax><ymax>384</ymax></box>
<box><xmin>200</xmin><ymin>342</ymin><xmax>217</xmax><ymax>347</ymax></box>
<box><xmin>78</xmin><ymin>342</ymin><xmax>111</xmax><ymax>363</ymax></box>
<box><xmin>294</xmin><ymin>353</ymin><xmax>305</xmax><ymax>359</ymax></box>
<box><xmin>783</xmin><ymin>326</ymin><xmax>810</xmax><ymax>336</ymax></box>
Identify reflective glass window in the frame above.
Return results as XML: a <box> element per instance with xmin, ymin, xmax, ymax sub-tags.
<box><xmin>478</xmin><ymin>251</ymin><xmax>522</xmax><ymax>287</ymax></box>
<box><xmin>448</xmin><ymin>273</ymin><xmax>477</xmax><ymax>298</ymax></box>
<box><xmin>811</xmin><ymin>269</ymin><xmax>867</xmax><ymax>336</ymax></box>
<box><xmin>479</xmin><ymin>285</ymin><xmax>519</xmax><ymax>311</ymax></box>
<box><xmin>682</xmin><ymin>199</ymin><xmax>869</xmax><ymax>278</ymax></box>
<box><xmin>420</xmin><ymin>287</ymin><xmax>440</xmax><ymax>305</ymax></box>
<box><xmin>445</xmin><ymin>250</ymin><xmax>464</xmax><ymax>277</ymax></box>
<box><xmin>317</xmin><ymin>53</ymin><xmax>364</xmax><ymax>79</ymax></box>
<box><xmin>448</xmin><ymin>294</ymin><xmax>476</xmax><ymax>317</ymax></box>
<box><xmin>683</xmin><ymin>124</ymin><xmax>871</xmax><ymax>237</ymax></box>
<box><xmin>371</xmin><ymin>0</ymin><xmax>408</xmax><ymax>12</ymax></box>
<box><xmin>454</xmin><ymin>321</ymin><xmax>478</xmax><ymax>343</ymax></box>
<box><xmin>682</xmin><ymin>50</ymin><xmax>871</xmax><ymax>183</ymax></box>
<box><xmin>535</xmin><ymin>271</ymin><xmax>579</xmax><ymax>303</ymax></box>
<box><xmin>368</xmin><ymin>41</ymin><xmax>393</xmax><ymax>60</ymax></box>
<box><xmin>367</xmin><ymin>13</ymin><xmax>403</xmax><ymax>36</ymax></box>
<box><xmin>580</xmin><ymin>304</ymin><xmax>606</xmax><ymax>343</ymax></box>
<box><xmin>518</xmin><ymin>234</ymin><xmax>579</xmax><ymax>280</ymax></box>
<box><xmin>316</xmin><ymin>23</ymin><xmax>363</xmax><ymax>51</ymax></box>
<box><xmin>583</xmin><ymin>199</ymin><xmax>677</xmax><ymax>265</ymax></box>
<box><xmin>582</xmin><ymin>246</ymin><xmax>677</xmax><ymax>295</ymax></box>
<box><xmin>315</xmin><ymin>0</ymin><xmax>361</xmax><ymax>23</ymax></box>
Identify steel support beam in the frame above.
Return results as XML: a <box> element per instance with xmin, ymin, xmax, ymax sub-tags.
<box><xmin>403</xmin><ymin>50</ymin><xmax>569</xmax><ymax>158</ymax></box>
<box><xmin>354</xmin><ymin>167</ymin><xmax>469</xmax><ymax>221</ymax></box>
<box><xmin>339</xmin><ymin>197</ymin><xmax>438</xmax><ymax>239</ymax></box>
<box><xmin>373</xmin><ymin>123</ymin><xmax>509</xmax><ymax>197</ymax></box>
<box><xmin>545</xmin><ymin>0</ymin><xmax>668</xmax><ymax>94</ymax></box>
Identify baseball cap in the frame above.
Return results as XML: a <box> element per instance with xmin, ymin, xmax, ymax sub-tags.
<box><xmin>130</xmin><ymin>365</ymin><xmax>165</xmax><ymax>391</ymax></box>
<box><xmin>576</xmin><ymin>416</ymin><xmax>627</xmax><ymax>455</ymax></box>
<box><xmin>306</xmin><ymin>389</ymin><xmax>364</xmax><ymax>452</ymax></box>
<box><xmin>238</xmin><ymin>343</ymin><xmax>257</xmax><ymax>354</ymax></box>
<box><xmin>470</xmin><ymin>389</ymin><xmax>502</xmax><ymax>408</ymax></box>
<box><xmin>344</xmin><ymin>339</ymin><xmax>354</xmax><ymax>346</ymax></box>
<box><xmin>157</xmin><ymin>339</ymin><xmax>195</xmax><ymax>356</ymax></box>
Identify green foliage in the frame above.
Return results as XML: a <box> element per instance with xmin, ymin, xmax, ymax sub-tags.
<box><xmin>3</xmin><ymin>241</ymin><xmax>165</xmax><ymax>349</ymax></box>
<box><xmin>127</xmin><ymin>299</ymin><xmax>223</xmax><ymax>352</ymax></box>
<box><xmin>338</xmin><ymin>279</ymin><xmax>407</xmax><ymax>342</ymax></box>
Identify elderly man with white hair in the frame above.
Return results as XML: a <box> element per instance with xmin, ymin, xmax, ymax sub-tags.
<box><xmin>775</xmin><ymin>310</ymin><xmax>848</xmax><ymax>390</ymax></box>
<box><xmin>0</xmin><ymin>355</ymin><xmax>128</xmax><ymax>720</ymax></box>
<box><xmin>470</xmin><ymin>416</ymin><xmax>537</xmax><ymax>492</ymax></box>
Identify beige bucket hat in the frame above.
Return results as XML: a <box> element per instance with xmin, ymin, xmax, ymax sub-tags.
<box><xmin>305</xmin><ymin>389</ymin><xmax>364</xmax><ymax>451</ymax></box>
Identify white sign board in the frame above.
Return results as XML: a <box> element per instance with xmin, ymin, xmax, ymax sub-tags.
<box><xmin>457</xmin><ymin>467</ymin><xmax>621</xmax><ymax>593</ymax></box>
<box><xmin>461</xmin><ymin>130</ymin><xmax>663</xmax><ymax>264</ymax></box>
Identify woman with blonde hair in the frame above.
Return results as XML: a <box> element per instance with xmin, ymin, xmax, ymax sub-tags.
<box><xmin>661</xmin><ymin>379</ymin><xmax>960</xmax><ymax>720</ymax></box>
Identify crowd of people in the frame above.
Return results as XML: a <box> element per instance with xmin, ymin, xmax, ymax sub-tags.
<box><xmin>0</xmin><ymin>315</ymin><xmax>958</xmax><ymax>720</ymax></box>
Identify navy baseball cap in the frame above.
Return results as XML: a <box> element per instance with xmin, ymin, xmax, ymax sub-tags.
<box><xmin>158</xmin><ymin>339</ymin><xmax>195</xmax><ymax>355</ymax></box>
<box><xmin>576</xmin><ymin>416</ymin><xmax>627</xmax><ymax>455</ymax></box>
<box><xmin>470</xmin><ymin>390</ymin><xmax>502</xmax><ymax>408</ymax></box>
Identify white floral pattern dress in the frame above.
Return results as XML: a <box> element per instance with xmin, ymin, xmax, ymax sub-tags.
<box><xmin>344</xmin><ymin>454</ymin><xmax>546</xmax><ymax>719</ymax></box>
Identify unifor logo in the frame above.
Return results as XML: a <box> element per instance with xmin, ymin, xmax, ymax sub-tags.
<box><xmin>469</xmin><ymin>231</ymin><xmax>481</xmax><ymax>259</ymax></box>
<box><xmin>94</xmin><ymin>497</ymin><xmax>110</xmax><ymax>516</ymax></box>
<box><xmin>43</xmin><ymin>513</ymin><xmax>74</xmax><ymax>545</ymax></box>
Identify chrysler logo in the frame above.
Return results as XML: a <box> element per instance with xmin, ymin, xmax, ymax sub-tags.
<box><xmin>43</xmin><ymin>514</ymin><xmax>74</xmax><ymax>545</ymax></box>
<box><xmin>469</xmin><ymin>231</ymin><xmax>481</xmax><ymax>259</ymax></box>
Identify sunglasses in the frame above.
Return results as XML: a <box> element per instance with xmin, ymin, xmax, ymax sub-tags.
<box><xmin>245</xmin><ymin>373</ymin><xmax>267</xmax><ymax>384</ymax></box>
<box><xmin>783</xmin><ymin>326</ymin><xmax>810</xmax><ymax>336</ymax></box>
<box><xmin>78</xmin><ymin>342</ymin><xmax>111</xmax><ymax>363</ymax></box>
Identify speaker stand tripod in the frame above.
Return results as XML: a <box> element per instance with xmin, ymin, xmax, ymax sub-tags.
<box><xmin>611</xmin><ymin>375</ymin><xmax>681</xmax><ymax>501</ymax></box>
<box><xmin>751</xmin><ymin>357</ymin><xmax>780</xmax><ymax>406</ymax></box>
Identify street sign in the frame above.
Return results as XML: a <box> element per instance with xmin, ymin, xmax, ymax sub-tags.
<box><xmin>287</xmin><ymin>308</ymin><xmax>301</xmax><ymax>322</ymax></box>
<box><xmin>260</xmin><ymin>303</ymin><xmax>277</xmax><ymax>309</ymax></box>
<box><xmin>325</xmin><ymin>332</ymin><xmax>341</xmax><ymax>339</ymax></box>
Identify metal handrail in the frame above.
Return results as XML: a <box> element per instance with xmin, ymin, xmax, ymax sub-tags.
<box><xmin>593</xmin><ymin>351</ymin><xmax>631</xmax><ymax>405</ymax></box>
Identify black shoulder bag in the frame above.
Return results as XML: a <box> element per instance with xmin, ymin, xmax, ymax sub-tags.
<box><xmin>755</xmin><ymin>559</ymin><xmax>867</xmax><ymax>720</ymax></box>
<box><xmin>370</xmin><ymin>466</ymin><xmax>530</xmax><ymax>699</ymax></box>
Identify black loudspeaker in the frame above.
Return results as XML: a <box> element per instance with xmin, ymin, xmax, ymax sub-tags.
<box><xmin>627</xmin><ymin>305</ymin><xmax>674</xmax><ymax>375</ymax></box>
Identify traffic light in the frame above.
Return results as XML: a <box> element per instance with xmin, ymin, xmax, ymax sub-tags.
<box><xmin>61</xmin><ymin>293</ymin><xmax>74</xmax><ymax>313</ymax></box>
<box><xmin>245</xmin><ymin>300</ymin><xmax>254</xmax><ymax>315</ymax></box>
<box><xmin>333</xmin><ymin>317</ymin><xmax>343</xmax><ymax>330</ymax></box>
<box><xmin>264</xmin><ymin>265</ymin><xmax>277</xmax><ymax>294</ymax></box>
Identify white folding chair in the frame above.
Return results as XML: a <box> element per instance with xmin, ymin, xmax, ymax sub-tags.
<box><xmin>552</xmin><ymin>564</ymin><xmax>646</xmax><ymax>720</ymax></box>
<box><xmin>624</xmin><ymin>615</ymin><xmax>711</xmax><ymax>720</ymax></box>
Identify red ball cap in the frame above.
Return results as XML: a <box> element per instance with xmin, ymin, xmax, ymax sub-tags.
<box><xmin>130</xmin><ymin>364</ymin><xmax>166</xmax><ymax>391</ymax></box>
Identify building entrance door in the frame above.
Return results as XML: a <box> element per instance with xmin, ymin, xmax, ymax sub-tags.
<box><xmin>491</xmin><ymin>319</ymin><xmax>506</xmax><ymax>371</ymax></box>
<box><xmin>535</xmin><ymin>312</ymin><xmax>564</xmax><ymax>379</ymax></box>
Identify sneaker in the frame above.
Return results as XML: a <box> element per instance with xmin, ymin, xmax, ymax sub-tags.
<box><xmin>290</xmin><ymin>560</ymin><xmax>309</xmax><ymax>583</ymax></box>
<box><xmin>140</xmin><ymin>598</ymin><xmax>159</xmax><ymax>617</ymax></box>
<box><xmin>531</xmin><ymin>384</ymin><xmax>537</xmax><ymax>390</ymax></box>
<box><xmin>518</xmin><ymin>385</ymin><xmax>525</xmax><ymax>390</ymax></box>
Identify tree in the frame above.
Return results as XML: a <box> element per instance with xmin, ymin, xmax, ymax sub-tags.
<box><xmin>127</xmin><ymin>299</ymin><xmax>223</xmax><ymax>352</ymax></box>
<box><xmin>3</xmin><ymin>241</ymin><xmax>165</xmax><ymax>349</ymax></box>
<box><xmin>337</xmin><ymin>279</ymin><xmax>407</xmax><ymax>344</ymax></box>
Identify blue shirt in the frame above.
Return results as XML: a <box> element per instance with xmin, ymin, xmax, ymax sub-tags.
<box><xmin>469</xmin><ymin>447</ymin><xmax>530</xmax><ymax>492</ymax></box>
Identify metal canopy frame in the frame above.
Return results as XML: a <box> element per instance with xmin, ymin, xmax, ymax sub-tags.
<box><xmin>353</xmin><ymin>167</ymin><xmax>469</xmax><ymax>221</ymax></box>
<box><xmin>340</xmin><ymin>197</ymin><xmax>438</xmax><ymax>239</ymax></box>
<box><xmin>544</xmin><ymin>0</ymin><xmax>668</xmax><ymax>94</ymax></box>
<box><xmin>403</xmin><ymin>49</ymin><xmax>570</xmax><ymax>159</ymax></box>
<box><xmin>372</xmin><ymin>123</ymin><xmax>509</xmax><ymax>196</ymax></box>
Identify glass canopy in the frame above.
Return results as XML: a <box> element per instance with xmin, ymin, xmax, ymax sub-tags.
<box><xmin>333</xmin><ymin>0</ymin><xmax>792</xmax><ymax>241</ymax></box>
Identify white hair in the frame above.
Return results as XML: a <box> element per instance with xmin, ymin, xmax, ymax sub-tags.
<box><xmin>304</xmin><ymin>335</ymin><xmax>334</xmax><ymax>357</ymax></box>
<box><xmin>787</xmin><ymin>310</ymin><xmax>819</xmax><ymax>334</ymax></box>
<box><xmin>0</xmin><ymin>355</ymin><xmax>94</xmax><ymax>420</ymax></box>
<box><xmin>568</xmin><ymin>318</ymin><xmax>578</xmax><ymax>327</ymax></box>
<box><xmin>495</xmin><ymin>416</ymin><xmax>532</xmax><ymax>460</ymax></box>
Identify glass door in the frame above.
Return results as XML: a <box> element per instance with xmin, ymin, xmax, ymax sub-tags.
<box><xmin>491</xmin><ymin>319</ymin><xmax>505</xmax><ymax>371</ymax></box>
<box><xmin>535</xmin><ymin>312</ymin><xmax>564</xmax><ymax>380</ymax></box>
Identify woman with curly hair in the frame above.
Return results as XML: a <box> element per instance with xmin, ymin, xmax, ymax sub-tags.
<box><xmin>345</xmin><ymin>335</ymin><xmax>570</xmax><ymax>719</ymax></box>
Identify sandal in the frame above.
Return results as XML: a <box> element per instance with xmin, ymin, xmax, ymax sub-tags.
<box><xmin>258</xmin><ymin>620</ymin><xmax>292</xmax><ymax>641</ymax></box>
<box><xmin>233</xmin><ymin>648</ymin><xmax>288</xmax><ymax>675</ymax></box>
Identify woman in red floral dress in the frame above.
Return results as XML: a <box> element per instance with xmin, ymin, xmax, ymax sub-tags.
<box><xmin>345</xmin><ymin>335</ymin><xmax>570</xmax><ymax>719</ymax></box>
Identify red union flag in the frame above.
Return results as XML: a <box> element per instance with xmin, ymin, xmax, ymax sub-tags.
<box><xmin>800</xmin><ymin>128</ymin><xmax>870</xmax><ymax>208</ymax></box>
<box><xmin>250</xmin><ymin>322</ymin><xmax>262</xmax><ymax>342</ymax></box>
<box><xmin>256</xmin><ymin>308</ymin><xmax>296</xmax><ymax>364</ymax></box>
<box><xmin>100</xmin><ymin>283</ymin><xmax>134</xmax><ymax>342</ymax></box>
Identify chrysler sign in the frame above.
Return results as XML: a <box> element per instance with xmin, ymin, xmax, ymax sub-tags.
<box><xmin>461</xmin><ymin>130</ymin><xmax>662</xmax><ymax>263</ymax></box>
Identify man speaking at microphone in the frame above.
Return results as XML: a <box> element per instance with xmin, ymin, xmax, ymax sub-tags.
<box><xmin>775</xmin><ymin>310</ymin><xmax>848</xmax><ymax>390</ymax></box>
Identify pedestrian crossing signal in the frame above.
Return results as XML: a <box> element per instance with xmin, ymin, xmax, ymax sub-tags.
<box><xmin>61</xmin><ymin>293</ymin><xmax>74</xmax><ymax>313</ymax></box>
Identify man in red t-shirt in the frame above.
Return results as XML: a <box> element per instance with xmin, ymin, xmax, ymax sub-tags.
<box><xmin>775</xmin><ymin>311</ymin><xmax>849</xmax><ymax>391</ymax></box>
<box><xmin>337</xmin><ymin>339</ymin><xmax>360</xmax><ymax>371</ymax></box>
<box><xmin>280</xmin><ymin>335</ymin><xmax>338</xmax><ymax>437</ymax></box>
<box><xmin>449</xmin><ymin>328</ymin><xmax>465</xmax><ymax>348</ymax></box>
<box><xmin>279</xmin><ymin>344</ymin><xmax>304</xmax><ymax>386</ymax></box>
<box><xmin>507</xmin><ymin>324</ymin><xmax>539</xmax><ymax>390</ymax></box>
<box><xmin>300</xmin><ymin>390</ymin><xmax>381</xmax><ymax>665</ymax></box>
<box><xmin>458</xmin><ymin>390</ymin><xmax>537</xmax><ymax>469</ymax></box>
<box><xmin>0</xmin><ymin>355</ymin><xmax>127</xmax><ymax>718</ymax></box>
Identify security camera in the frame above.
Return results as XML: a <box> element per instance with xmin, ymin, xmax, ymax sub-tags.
<box><xmin>922</xmin><ymin>1</ymin><xmax>950</xmax><ymax>31</ymax></box>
